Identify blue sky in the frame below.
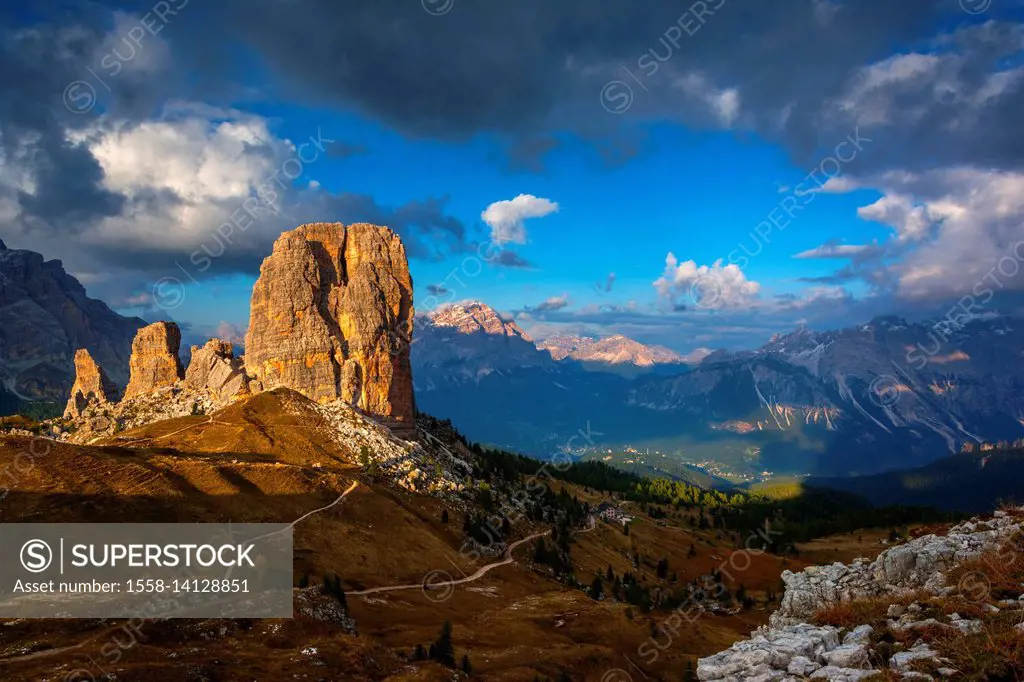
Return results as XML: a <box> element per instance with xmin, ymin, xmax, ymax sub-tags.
<box><xmin>2</xmin><ymin>1</ymin><xmax>1023</xmax><ymax>352</ymax></box>
<box><xmin>166</xmin><ymin>121</ymin><xmax>886</xmax><ymax>351</ymax></box>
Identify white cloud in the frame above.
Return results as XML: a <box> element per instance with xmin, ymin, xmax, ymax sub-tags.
<box><xmin>857</xmin><ymin>193</ymin><xmax>936</xmax><ymax>242</ymax></box>
<box><xmin>481</xmin><ymin>193</ymin><xmax>559</xmax><ymax>245</ymax></box>
<box><xmin>830</xmin><ymin>40</ymin><xmax>1024</xmax><ymax>134</ymax></box>
<box><xmin>673</xmin><ymin>72</ymin><xmax>741</xmax><ymax>127</ymax></box>
<box><xmin>811</xmin><ymin>167</ymin><xmax>1024</xmax><ymax>301</ymax></box>
<box><xmin>779</xmin><ymin>285</ymin><xmax>852</xmax><ymax>309</ymax></box>
<box><xmin>67</xmin><ymin>104</ymin><xmax>294</xmax><ymax>257</ymax></box>
<box><xmin>532</xmin><ymin>294</ymin><xmax>571</xmax><ymax>313</ymax></box>
<box><xmin>214</xmin><ymin>321</ymin><xmax>247</xmax><ymax>346</ymax></box>
<box><xmin>794</xmin><ymin>243</ymin><xmax>876</xmax><ymax>259</ymax></box>
<box><xmin>653</xmin><ymin>254</ymin><xmax>761</xmax><ymax>310</ymax></box>
<box><xmin>836</xmin><ymin>53</ymin><xmax>943</xmax><ymax>126</ymax></box>
<box><xmin>877</xmin><ymin>169</ymin><xmax>1024</xmax><ymax>300</ymax></box>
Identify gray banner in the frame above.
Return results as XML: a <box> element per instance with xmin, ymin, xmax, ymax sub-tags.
<box><xmin>0</xmin><ymin>523</ymin><xmax>293</xmax><ymax>618</ymax></box>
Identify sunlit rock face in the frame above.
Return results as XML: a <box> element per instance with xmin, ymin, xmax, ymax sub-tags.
<box><xmin>244</xmin><ymin>223</ymin><xmax>416</xmax><ymax>431</ymax></box>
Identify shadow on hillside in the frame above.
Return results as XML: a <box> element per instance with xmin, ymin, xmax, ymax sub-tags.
<box><xmin>0</xmin><ymin>490</ymin><xmax>341</xmax><ymax>524</ymax></box>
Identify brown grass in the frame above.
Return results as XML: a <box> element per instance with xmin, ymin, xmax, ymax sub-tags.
<box><xmin>0</xmin><ymin>389</ymin><xmax>811</xmax><ymax>681</ymax></box>
<box><xmin>931</xmin><ymin>623</ymin><xmax>1024</xmax><ymax>681</ymax></box>
<box><xmin>812</xmin><ymin>591</ymin><xmax>930</xmax><ymax>629</ymax></box>
<box><xmin>946</xmin><ymin>531</ymin><xmax>1024</xmax><ymax>603</ymax></box>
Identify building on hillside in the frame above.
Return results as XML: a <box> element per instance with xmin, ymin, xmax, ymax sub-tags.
<box><xmin>594</xmin><ymin>501</ymin><xmax>633</xmax><ymax>527</ymax></box>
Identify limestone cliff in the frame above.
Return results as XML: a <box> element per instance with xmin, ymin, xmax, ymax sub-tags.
<box><xmin>244</xmin><ymin>223</ymin><xmax>415</xmax><ymax>431</ymax></box>
<box><xmin>63</xmin><ymin>349</ymin><xmax>118</xmax><ymax>418</ymax></box>
<box><xmin>123</xmin><ymin>322</ymin><xmax>185</xmax><ymax>399</ymax></box>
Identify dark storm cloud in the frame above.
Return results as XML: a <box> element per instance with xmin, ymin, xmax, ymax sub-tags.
<box><xmin>109</xmin><ymin>191</ymin><xmax>474</xmax><ymax>277</ymax></box>
<box><xmin>4</xmin><ymin>0</ymin><xmax>1024</xmax><ymax>312</ymax></box>
<box><xmin>204</xmin><ymin>0</ymin><xmax>1024</xmax><ymax>174</ymax></box>
<box><xmin>0</xmin><ymin>3</ymin><xmax>478</xmax><ymax>299</ymax></box>
<box><xmin>502</xmin><ymin>135</ymin><xmax>560</xmax><ymax>174</ymax></box>
<box><xmin>0</xmin><ymin>13</ymin><xmax>126</xmax><ymax>225</ymax></box>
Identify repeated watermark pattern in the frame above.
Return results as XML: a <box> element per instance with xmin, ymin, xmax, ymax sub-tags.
<box><xmin>152</xmin><ymin>127</ymin><xmax>335</xmax><ymax>312</ymax></box>
<box><xmin>421</xmin><ymin>0</ymin><xmax>455</xmax><ymax>16</ymax></box>
<box><xmin>0</xmin><ymin>436</ymin><xmax>52</xmax><ymax>512</ymax></box>
<box><xmin>413</xmin><ymin>421</ymin><xmax>602</xmax><ymax>602</ymax></box>
<box><xmin>63</xmin><ymin>0</ymin><xmax>191</xmax><ymax>115</ymax></box>
<box><xmin>601</xmin><ymin>0</ymin><xmax>730</xmax><ymax>114</ymax></box>
<box><xmin>689</xmin><ymin>127</ymin><xmax>872</xmax><ymax>309</ymax></box>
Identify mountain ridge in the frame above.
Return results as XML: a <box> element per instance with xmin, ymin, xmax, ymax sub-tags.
<box><xmin>0</xmin><ymin>240</ymin><xmax>144</xmax><ymax>412</ymax></box>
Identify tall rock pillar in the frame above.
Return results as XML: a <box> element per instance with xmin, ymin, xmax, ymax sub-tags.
<box><xmin>244</xmin><ymin>223</ymin><xmax>416</xmax><ymax>432</ymax></box>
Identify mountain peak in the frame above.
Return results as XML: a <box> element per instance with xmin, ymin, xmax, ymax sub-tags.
<box><xmin>538</xmin><ymin>333</ymin><xmax>684</xmax><ymax>366</ymax></box>
<box><xmin>429</xmin><ymin>301</ymin><xmax>532</xmax><ymax>342</ymax></box>
<box><xmin>0</xmin><ymin>242</ymin><xmax>143</xmax><ymax>403</ymax></box>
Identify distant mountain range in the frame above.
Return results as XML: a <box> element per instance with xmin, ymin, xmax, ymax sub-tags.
<box><xmin>631</xmin><ymin>315</ymin><xmax>1024</xmax><ymax>472</ymax></box>
<box><xmin>414</xmin><ymin>302</ymin><xmax>697</xmax><ymax>376</ymax></box>
<box><xmin>811</xmin><ymin>444</ymin><xmax>1024</xmax><ymax>513</ymax></box>
<box><xmin>413</xmin><ymin>304</ymin><xmax>1024</xmax><ymax>478</ymax></box>
<box><xmin>538</xmin><ymin>334</ymin><xmax>694</xmax><ymax>366</ymax></box>
<box><xmin>0</xmin><ymin>240</ymin><xmax>143</xmax><ymax>414</ymax></box>
<box><xmin>4</xmin><ymin>236</ymin><xmax>1022</xmax><ymax>484</ymax></box>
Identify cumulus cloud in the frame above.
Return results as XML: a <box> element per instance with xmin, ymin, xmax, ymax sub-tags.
<box><xmin>2</xmin><ymin>99</ymin><xmax>471</xmax><ymax>300</ymax></box>
<box><xmin>802</xmin><ymin>166</ymin><xmax>1024</xmax><ymax>302</ymax></box>
<box><xmin>481</xmin><ymin>193</ymin><xmax>559</xmax><ymax>245</ymax></box>
<box><xmin>857</xmin><ymin>193</ymin><xmax>937</xmax><ymax>242</ymax></box>
<box><xmin>653</xmin><ymin>254</ymin><xmax>761</xmax><ymax>310</ymax></box>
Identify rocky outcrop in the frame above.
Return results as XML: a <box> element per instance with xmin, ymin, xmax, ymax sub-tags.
<box><xmin>185</xmin><ymin>339</ymin><xmax>251</xmax><ymax>405</ymax></box>
<box><xmin>698</xmin><ymin>510</ymin><xmax>1024</xmax><ymax>681</ymax></box>
<box><xmin>0</xmin><ymin>241</ymin><xmax>143</xmax><ymax>409</ymax></box>
<box><xmin>63</xmin><ymin>349</ymin><xmax>118</xmax><ymax>418</ymax></box>
<box><xmin>770</xmin><ymin>511</ymin><xmax>1024</xmax><ymax>628</ymax></box>
<box><xmin>244</xmin><ymin>223</ymin><xmax>415</xmax><ymax>432</ymax></box>
<box><xmin>123</xmin><ymin>322</ymin><xmax>185</xmax><ymax>399</ymax></box>
<box><xmin>697</xmin><ymin>623</ymin><xmax>871</xmax><ymax>681</ymax></box>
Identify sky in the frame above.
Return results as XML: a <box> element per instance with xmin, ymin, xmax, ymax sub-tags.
<box><xmin>2</xmin><ymin>0</ymin><xmax>1024</xmax><ymax>353</ymax></box>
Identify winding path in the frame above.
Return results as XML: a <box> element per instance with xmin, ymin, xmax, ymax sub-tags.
<box><xmin>0</xmin><ymin>489</ymin><xmax>590</xmax><ymax>666</ymax></box>
<box><xmin>246</xmin><ymin>480</ymin><xmax>360</xmax><ymax>545</ymax></box>
<box><xmin>0</xmin><ymin>480</ymin><xmax>362</xmax><ymax>667</ymax></box>
<box><xmin>348</xmin><ymin>515</ymin><xmax>596</xmax><ymax>597</ymax></box>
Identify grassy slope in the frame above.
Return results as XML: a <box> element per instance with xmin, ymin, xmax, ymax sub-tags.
<box><xmin>0</xmin><ymin>391</ymin><xmax>834</xmax><ymax>681</ymax></box>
